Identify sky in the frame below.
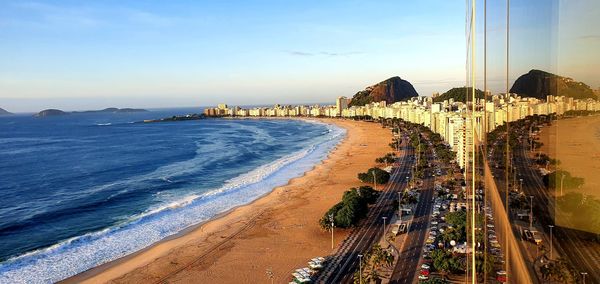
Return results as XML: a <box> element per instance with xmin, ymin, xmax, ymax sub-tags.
<box><xmin>0</xmin><ymin>0</ymin><xmax>466</xmax><ymax>112</ymax></box>
<box><xmin>0</xmin><ymin>1</ymin><xmax>598</xmax><ymax>113</ymax></box>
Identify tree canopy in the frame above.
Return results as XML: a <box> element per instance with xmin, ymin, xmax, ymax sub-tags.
<box><xmin>319</xmin><ymin>186</ymin><xmax>380</xmax><ymax>229</ymax></box>
<box><xmin>358</xmin><ymin>167</ymin><xmax>391</xmax><ymax>184</ymax></box>
<box><xmin>433</xmin><ymin>87</ymin><xmax>485</xmax><ymax>103</ymax></box>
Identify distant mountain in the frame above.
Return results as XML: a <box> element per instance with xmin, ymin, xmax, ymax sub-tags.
<box><xmin>35</xmin><ymin>109</ymin><xmax>68</xmax><ymax>117</ymax></box>
<box><xmin>510</xmin><ymin>69</ymin><xmax>596</xmax><ymax>100</ymax></box>
<box><xmin>433</xmin><ymin>87</ymin><xmax>485</xmax><ymax>103</ymax></box>
<box><xmin>72</xmin><ymin>108</ymin><xmax>148</xmax><ymax>114</ymax></box>
<box><xmin>34</xmin><ymin>107</ymin><xmax>148</xmax><ymax>117</ymax></box>
<box><xmin>348</xmin><ymin>76</ymin><xmax>419</xmax><ymax>107</ymax></box>
<box><xmin>0</xmin><ymin>108</ymin><xmax>12</xmax><ymax>115</ymax></box>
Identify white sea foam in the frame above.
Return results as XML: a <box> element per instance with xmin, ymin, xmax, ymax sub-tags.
<box><xmin>0</xmin><ymin>120</ymin><xmax>346</xmax><ymax>284</ymax></box>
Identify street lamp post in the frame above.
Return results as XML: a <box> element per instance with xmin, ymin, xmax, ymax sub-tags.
<box><xmin>383</xmin><ymin>216</ymin><xmax>387</xmax><ymax>236</ymax></box>
<box><xmin>358</xmin><ymin>254</ymin><xmax>363</xmax><ymax>284</ymax></box>
<box><xmin>519</xmin><ymin>178</ymin><xmax>523</xmax><ymax>193</ymax></box>
<box><xmin>581</xmin><ymin>272</ymin><xmax>588</xmax><ymax>284</ymax></box>
<box><xmin>328</xmin><ymin>213</ymin><xmax>335</xmax><ymax>249</ymax></box>
<box><xmin>529</xmin><ymin>195</ymin><xmax>534</xmax><ymax>229</ymax></box>
<box><xmin>373</xmin><ymin>171</ymin><xmax>377</xmax><ymax>191</ymax></box>
<box><xmin>560</xmin><ymin>173</ymin><xmax>566</xmax><ymax>196</ymax></box>
<box><xmin>398</xmin><ymin>192</ymin><xmax>402</xmax><ymax>218</ymax></box>
<box><xmin>548</xmin><ymin>225</ymin><xmax>554</xmax><ymax>259</ymax></box>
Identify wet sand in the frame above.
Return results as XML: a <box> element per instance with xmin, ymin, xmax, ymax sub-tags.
<box><xmin>64</xmin><ymin>118</ymin><xmax>393</xmax><ymax>284</ymax></box>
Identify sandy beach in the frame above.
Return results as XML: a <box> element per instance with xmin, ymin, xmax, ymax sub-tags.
<box><xmin>64</xmin><ymin>118</ymin><xmax>392</xmax><ymax>284</ymax></box>
<box><xmin>538</xmin><ymin>115</ymin><xmax>600</xmax><ymax>199</ymax></box>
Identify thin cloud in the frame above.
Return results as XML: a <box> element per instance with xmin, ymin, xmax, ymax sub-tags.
<box><xmin>13</xmin><ymin>1</ymin><xmax>102</xmax><ymax>27</ymax></box>
<box><xmin>8</xmin><ymin>2</ymin><xmax>182</xmax><ymax>29</ymax></box>
<box><xmin>319</xmin><ymin>51</ymin><xmax>363</xmax><ymax>57</ymax></box>
<box><xmin>286</xmin><ymin>50</ymin><xmax>314</xmax><ymax>56</ymax></box>
<box><xmin>285</xmin><ymin>50</ymin><xmax>363</xmax><ymax>57</ymax></box>
<box><xmin>579</xmin><ymin>35</ymin><xmax>600</xmax><ymax>41</ymax></box>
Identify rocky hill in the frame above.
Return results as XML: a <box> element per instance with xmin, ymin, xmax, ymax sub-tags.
<box><xmin>72</xmin><ymin>108</ymin><xmax>148</xmax><ymax>114</ymax></box>
<box><xmin>348</xmin><ymin>76</ymin><xmax>419</xmax><ymax>107</ymax></box>
<box><xmin>510</xmin><ymin>69</ymin><xmax>596</xmax><ymax>100</ymax></box>
<box><xmin>34</xmin><ymin>109</ymin><xmax>68</xmax><ymax>117</ymax></box>
<box><xmin>0</xmin><ymin>108</ymin><xmax>12</xmax><ymax>115</ymax></box>
<box><xmin>34</xmin><ymin>107</ymin><xmax>148</xmax><ymax>117</ymax></box>
<box><xmin>433</xmin><ymin>87</ymin><xmax>485</xmax><ymax>103</ymax></box>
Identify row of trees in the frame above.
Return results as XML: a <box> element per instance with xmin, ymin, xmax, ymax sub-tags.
<box><xmin>431</xmin><ymin>211</ymin><xmax>493</xmax><ymax>280</ymax></box>
<box><xmin>319</xmin><ymin>186</ymin><xmax>379</xmax><ymax>230</ymax></box>
<box><xmin>542</xmin><ymin>170</ymin><xmax>585</xmax><ymax>190</ymax></box>
<box><xmin>358</xmin><ymin>167</ymin><xmax>391</xmax><ymax>184</ymax></box>
<box><xmin>439</xmin><ymin>211</ymin><xmax>467</xmax><ymax>244</ymax></box>
<box><xmin>534</xmin><ymin>153</ymin><xmax>560</xmax><ymax>167</ymax></box>
<box><xmin>540</xmin><ymin>258</ymin><xmax>572</xmax><ymax>282</ymax></box>
<box><xmin>430</xmin><ymin>249</ymin><xmax>463</xmax><ymax>275</ymax></box>
<box><xmin>557</xmin><ymin>192</ymin><xmax>600</xmax><ymax>235</ymax></box>
<box><xmin>352</xmin><ymin>244</ymin><xmax>395</xmax><ymax>284</ymax></box>
<box><xmin>375</xmin><ymin>153</ymin><xmax>397</xmax><ymax>166</ymax></box>
<box><xmin>563</xmin><ymin>110</ymin><xmax>600</xmax><ymax>117</ymax></box>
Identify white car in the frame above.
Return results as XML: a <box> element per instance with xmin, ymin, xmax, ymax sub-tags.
<box><xmin>421</xmin><ymin>263</ymin><xmax>431</xmax><ymax>270</ymax></box>
<box><xmin>418</xmin><ymin>275</ymin><xmax>429</xmax><ymax>280</ymax></box>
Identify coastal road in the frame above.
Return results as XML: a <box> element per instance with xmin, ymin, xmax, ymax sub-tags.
<box><xmin>315</xmin><ymin>142</ymin><xmax>415</xmax><ymax>283</ymax></box>
<box><xmin>512</xmin><ymin>145</ymin><xmax>600</xmax><ymax>283</ymax></box>
<box><xmin>389</xmin><ymin>159</ymin><xmax>435</xmax><ymax>284</ymax></box>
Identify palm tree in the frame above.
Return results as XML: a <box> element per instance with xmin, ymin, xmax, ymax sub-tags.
<box><xmin>382</xmin><ymin>250</ymin><xmax>395</xmax><ymax>268</ymax></box>
<box><xmin>366</xmin><ymin>268</ymin><xmax>381</xmax><ymax>283</ymax></box>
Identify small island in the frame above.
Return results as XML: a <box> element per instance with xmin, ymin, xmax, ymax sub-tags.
<box><xmin>0</xmin><ymin>107</ymin><xmax>13</xmax><ymax>116</ymax></box>
<box><xmin>143</xmin><ymin>113</ymin><xmax>205</xmax><ymax>123</ymax></box>
<box><xmin>73</xmin><ymin>108</ymin><xmax>148</xmax><ymax>114</ymax></box>
<box><xmin>34</xmin><ymin>109</ymin><xmax>68</xmax><ymax>117</ymax></box>
<box><xmin>34</xmin><ymin>107</ymin><xmax>148</xmax><ymax>117</ymax></box>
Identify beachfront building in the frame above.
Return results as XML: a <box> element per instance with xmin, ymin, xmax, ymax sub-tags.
<box><xmin>203</xmin><ymin>95</ymin><xmax>600</xmax><ymax>168</ymax></box>
<box><xmin>336</xmin><ymin>96</ymin><xmax>350</xmax><ymax>116</ymax></box>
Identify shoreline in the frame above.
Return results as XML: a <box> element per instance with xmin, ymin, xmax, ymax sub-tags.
<box><xmin>64</xmin><ymin>118</ymin><xmax>393</xmax><ymax>283</ymax></box>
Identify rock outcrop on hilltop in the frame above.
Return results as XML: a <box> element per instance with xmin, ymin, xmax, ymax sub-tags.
<box><xmin>348</xmin><ymin>76</ymin><xmax>419</xmax><ymax>107</ymax></box>
<box><xmin>510</xmin><ymin>69</ymin><xmax>596</xmax><ymax>100</ymax></box>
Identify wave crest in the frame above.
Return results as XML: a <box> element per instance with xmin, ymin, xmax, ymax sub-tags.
<box><xmin>0</xmin><ymin>121</ymin><xmax>346</xmax><ymax>284</ymax></box>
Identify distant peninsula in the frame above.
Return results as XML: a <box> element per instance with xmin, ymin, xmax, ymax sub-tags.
<box><xmin>143</xmin><ymin>113</ymin><xmax>204</xmax><ymax>123</ymax></box>
<box><xmin>34</xmin><ymin>107</ymin><xmax>148</xmax><ymax>117</ymax></box>
<box><xmin>0</xmin><ymin>108</ymin><xmax>13</xmax><ymax>116</ymax></box>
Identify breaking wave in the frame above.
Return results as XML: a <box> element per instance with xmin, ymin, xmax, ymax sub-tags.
<box><xmin>0</xmin><ymin>121</ymin><xmax>345</xmax><ymax>284</ymax></box>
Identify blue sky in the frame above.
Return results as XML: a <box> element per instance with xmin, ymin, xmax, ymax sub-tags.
<box><xmin>1</xmin><ymin>1</ymin><xmax>598</xmax><ymax>112</ymax></box>
<box><xmin>0</xmin><ymin>0</ymin><xmax>466</xmax><ymax>112</ymax></box>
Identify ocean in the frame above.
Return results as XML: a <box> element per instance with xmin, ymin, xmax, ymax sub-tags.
<box><xmin>0</xmin><ymin>108</ymin><xmax>345</xmax><ymax>283</ymax></box>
